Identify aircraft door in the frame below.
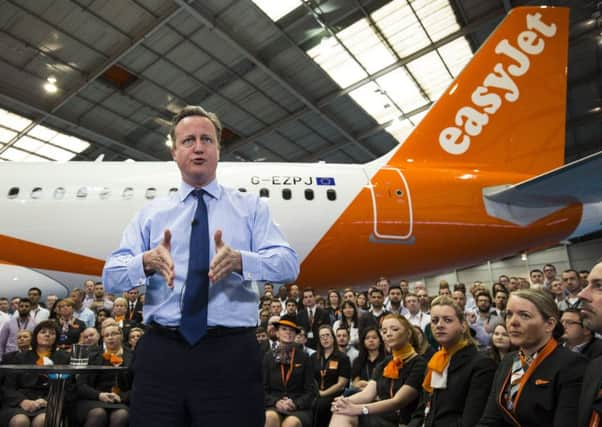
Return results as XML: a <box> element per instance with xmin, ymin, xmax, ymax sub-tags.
<box><xmin>368</xmin><ymin>167</ymin><xmax>413</xmax><ymax>241</ymax></box>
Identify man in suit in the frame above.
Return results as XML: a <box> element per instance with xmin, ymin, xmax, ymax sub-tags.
<box><xmin>577</xmin><ymin>261</ymin><xmax>602</xmax><ymax>427</ymax></box>
<box><xmin>296</xmin><ymin>288</ymin><xmax>329</xmax><ymax>349</ymax></box>
<box><xmin>124</xmin><ymin>288</ymin><xmax>143</xmax><ymax>323</ymax></box>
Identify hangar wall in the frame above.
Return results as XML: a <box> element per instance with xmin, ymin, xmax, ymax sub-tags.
<box><xmin>421</xmin><ymin>236</ymin><xmax>602</xmax><ymax>294</ymax></box>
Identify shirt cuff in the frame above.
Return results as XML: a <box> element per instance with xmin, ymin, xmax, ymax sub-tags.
<box><xmin>240</xmin><ymin>250</ymin><xmax>261</xmax><ymax>281</ymax></box>
<box><xmin>127</xmin><ymin>253</ymin><xmax>148</xmax><ymax>288</ymax></box>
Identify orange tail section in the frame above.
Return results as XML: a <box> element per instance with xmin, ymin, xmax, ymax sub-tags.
<box><xmin>389</xmin><ymin>7</ymin><xmax>569</xmax><ymax>175</ymax></box>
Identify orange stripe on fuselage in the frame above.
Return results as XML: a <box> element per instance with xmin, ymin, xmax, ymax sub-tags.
<box><xmin>298</xmin><ymin>171</ymin><xmax>582</xmax><ymax>288</ymax></box>
<box><xmin>0</xmin><ymin>234</ymin><xmax>104</xmax><ymax>275</ymax></box>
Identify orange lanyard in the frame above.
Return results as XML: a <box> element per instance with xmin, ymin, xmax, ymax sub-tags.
<box><xmin>280</xmin><ymin>348</ymin><xmax>296</xmax><ymax>389</ymax></box>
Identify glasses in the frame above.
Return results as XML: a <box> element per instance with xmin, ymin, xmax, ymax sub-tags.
<box><xmin>560</xmin><ymin>320</ymin><xmax>583</xmax><ymax>327</ymax></box>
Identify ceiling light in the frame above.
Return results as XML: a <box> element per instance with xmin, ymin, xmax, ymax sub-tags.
<box><xmin>43</xmin><ymin>76</ymin><xmax>58</xmax><ymax>94</ymax></box>
<box><xmin>521</xmin><ymin>252</ymin><xmax>528</xmax><ymax>261</ymax></box>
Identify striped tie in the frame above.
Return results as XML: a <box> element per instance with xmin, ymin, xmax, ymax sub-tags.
<box><xmin>507</xmin><ymin>351</ymin><xmax>530</xmax><ymax>410</ymax></box>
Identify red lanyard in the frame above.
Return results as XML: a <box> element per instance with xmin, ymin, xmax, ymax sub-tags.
<box><xmin>280</xmin><ymin>347</ymin><xmax>296</xmax><ymax>389</ymax></box>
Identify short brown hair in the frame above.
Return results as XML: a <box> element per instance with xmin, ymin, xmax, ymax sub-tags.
<box><xmin>169</xmin><ymin>105</ymin><xmax>223</xmax><ymax>146</ymax></box>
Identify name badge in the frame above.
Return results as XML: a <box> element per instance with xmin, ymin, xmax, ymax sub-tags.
<box><xmin>307</xmin><ymin>331</ymin><xmax>314</xmax><ymax>339</ymax></box>
<box><xmin>328</xmin><ymin>360</ymin><xmax>339</xmax><ymax>370</ymax></box>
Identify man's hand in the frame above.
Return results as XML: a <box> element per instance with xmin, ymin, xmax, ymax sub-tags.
<box><xmin>143</xmin><ymin>229</ymin><xmax>175</xmax><ymax>288</ymax></box>
<box><xmin>209</xmin><ymin>230</ymin><xmax>242</xmax><ymax>282</ymax></box>
<box><xmin>20</xmin><ymin>399</ymin><xmax>38</xmax><ymax>412</ymax></box>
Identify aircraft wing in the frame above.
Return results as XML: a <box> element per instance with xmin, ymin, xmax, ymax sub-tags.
<box><xmin>483</xmin><ymin>151</ymin><xmax>602</xmax><ymax>225</ymax></box>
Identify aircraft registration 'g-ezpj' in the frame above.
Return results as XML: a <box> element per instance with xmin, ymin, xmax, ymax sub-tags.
<box><xmin>1</xmin><ymin>7</ymin><xmax>601</xmax><ymax>296</ymax></box>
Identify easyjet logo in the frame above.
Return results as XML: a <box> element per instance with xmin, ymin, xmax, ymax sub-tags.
<box><xmin>439</xmin><ymin>12</ymin><xmax>557</xmax><ymax>155</ymax></box>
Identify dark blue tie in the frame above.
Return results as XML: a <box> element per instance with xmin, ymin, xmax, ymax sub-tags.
<box><xmin>180</xmin><ymin>189</ymin><xmax>210</xmax><ymax>345</ymax></box>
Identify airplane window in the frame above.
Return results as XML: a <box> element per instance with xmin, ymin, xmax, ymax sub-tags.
<box><xmin>282</xmin><ymin>188</ymin><xmax>292</xmax><ymax>200</ymax></box>
<box><xmin>304</xmin><ymin>189</ymin><xmax>314</xmax><ymax>201</ymax></box>
<box><xmin>168</xmin><ymin>187</ymin><xmax>178</xmax><ymax>195</ymax></box>
<box><xmin>8</xmin><ymin>187</ymin><xmax>19</xmax><ymax>199</ymax></box>
<box><xmin>122</xmin><ymin>187</ymin><xmax>134</xmax><ymax>200</ymax></box>
<box><xmin>327</xmin><ymin>189</ymin><xmax>336</xmax><ymax>201</ymax></box>
<box><xmin>76</xmin><ymin>187</ymin><xmax>88</xmax><ymax>199</ymax></box>
<box><xmin>145</xmin><ymin>187</ymin><xmax>157</xmax><ymax>199</ymax></box>
<box><xmin>99</xmin><ymin>187</ymin><xmax>111</xmax><ymax>200</ymax></box>
<box><xmin>238</xmin><ymin>188</ymin><xmax>247</xmax><ymax>193</ymax></box>
<box><xmin>54</xmin><ymin>187</ymin><xmax>65</xmax><ymax>200</ymax></box>
<box><xmin>259</xmin><ymin>188</ymin><xmax>269</xmax><ymax>198</ymax></box>
<box><xmin>31</xmin><ymin>187</ymin><xmax>43</xmax><ymax>199</ymax></box>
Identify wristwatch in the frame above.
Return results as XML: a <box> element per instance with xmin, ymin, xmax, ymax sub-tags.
<box><xmin>361</xmin><ymin>405</ymin><xmax>369</xmax><ymax>415</ymax></box>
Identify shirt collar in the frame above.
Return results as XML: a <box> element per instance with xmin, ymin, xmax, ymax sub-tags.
<box><xmin>178</xmin><ymin>179</ymin><xmax>221</xmax><ymax>202</ymax></box>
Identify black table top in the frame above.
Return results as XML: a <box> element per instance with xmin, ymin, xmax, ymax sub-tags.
<box><xmin>0</xmin><ymin>365</ymin><xmax>128</xmax><ymax>374</ymax></box>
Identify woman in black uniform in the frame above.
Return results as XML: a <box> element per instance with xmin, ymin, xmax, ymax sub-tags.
<box><xmin>408</xmin><ymin>296</ymin><xmax>496</xmax><ymax>427</ymax></box>
<box><xmin>311</xmin><ymin>324</ymin><xmax>351</xmax><ymax>427</ymax></box>
<box><xmin>74</xmin><ymin>323</ymin><xmax>132</xmax><ymax>427</ymax></box>
<box><xmin>264</xmin><ymin>317</ymin><xmax>316</xmax><ymax>427</ymax></box>
<box><xmin>330</xmin><ymin>313</ymin><xmax>426</xmax><ymax>427</ymax></box>
<box><xmin>477</xmin><ymin>289</ymin><xmax>587</xmax><ymax>427</ymax></box>
<box><xmin>350</xmin><ymin>327</ymin><xmax>385</xmax><ymax>393</ymax></box>
<box><xmin>1</xmin><ymin>320</ymin><xmax>70</xmax><ymax>427</ymax></box>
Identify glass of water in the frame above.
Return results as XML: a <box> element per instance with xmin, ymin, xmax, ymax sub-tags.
<box><xmin>70</xmin><ymin>344</ymin><xmax>90</xmax><ymax>367</ymax></box>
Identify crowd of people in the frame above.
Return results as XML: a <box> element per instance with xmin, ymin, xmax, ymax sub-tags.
<box><xmin>0</xmin><ymin>262</ymin><xmax>601</xmax><ymax>426</ymax></box>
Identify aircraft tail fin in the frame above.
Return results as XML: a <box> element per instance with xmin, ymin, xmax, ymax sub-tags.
<box><xmin>389</xmin><ymin>7</ymin><xmax>570</xmax><ymax>176</ymax></box>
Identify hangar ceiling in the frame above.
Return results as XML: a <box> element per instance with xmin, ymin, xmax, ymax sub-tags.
<box><xmin>0</xmin><ymin>0</ymin><xmax>599</xmax><ymax>164</ymax></box>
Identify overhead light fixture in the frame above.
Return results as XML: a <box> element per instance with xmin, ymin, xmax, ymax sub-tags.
<box><xmin>43</xmin><ymin>76</ymin><xmax>58</xmax><ymax>94</ymax></box>
<box><xmin>521</xmin><ymin>252</ymin><xmax>528</xmax><ymax>262</ymax></box>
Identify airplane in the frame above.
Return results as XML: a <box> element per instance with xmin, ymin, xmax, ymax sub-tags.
<box><xmin>1</xmin><ymin>6</ymin><xmax>601</xmax><ymax>298</ymax></box>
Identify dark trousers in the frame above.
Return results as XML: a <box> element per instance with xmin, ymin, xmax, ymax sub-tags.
<box><xmin>130</xmin><ymin>327</ymin><xmax>264</xmax><ymax>427</ymax></box>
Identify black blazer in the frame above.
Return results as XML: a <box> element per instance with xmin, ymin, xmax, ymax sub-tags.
<box><xmin>2</xmin><ymin>350</ymin><xmax>71</xmax><ymax>407</ymax></box>
<box><xmin>408</xmin><ymin>345</ymin><xmax>496</xmax><ymax>427</ymax></box>
<box><xmin>296</xmin><ymin>307</ymin><xmax>330</xmax><ymax>349</ymax></box>
<box><xmin>478</xmin><ymin>344</ymin><xmax>587</xmax><ymax>427</ymax></box>
<box><xmin>263</xmin><ymin>344</ymin><xmax>316</xmax><ymax>410</ymax></box>
<box><xmin>76</xmin><ymin>347</ymin><xmax>133</xmax><ymax>403</ymax></box>
<box><xmin>126</xmin><ymin>300</ymin><xmax>143</xmax><ymax>323</ymax></box>
<box><xmin>582</xmin><ymin>338</ymin><xmax>602</xmax><ymax>360</ymax></box>
<box><xmin>578</xmin><ymin>355</ymin><xmax>602</xmax><ymax>427</ymax></box>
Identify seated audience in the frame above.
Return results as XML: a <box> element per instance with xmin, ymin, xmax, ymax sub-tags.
<box><xmin>0</xmin><ymin>320</ymin><xmax>70</xmax><ymax>427</ymax></box>
<box><xmin>409</xmin><ymin>296</ymin><xmax>496</xmax><ymax>427</ymax></box>
<box><xmin>485</xmin><ymin>324</ymin><xmax>516</xmax><ymax>365</ymax></box>
<box><xmin>126</xmin><ymin>328</ymin><xmax>144</xmax><ymax>351</ymax></box>
<box><xmin>478</xmin><ymin>289</ymin><xmax>587</xmax><ymax>426</ymax></box>
<box><xmin>333</xmin><ymin>302</ymin><xmax>360</xmax><ymax>348</ymax></box>
<box><xmin>74</xmin><ymin>324</ymin><xmax>131</xmax><ymax>427</ymax></box>
<box><xmin>330</xmin><ymin>314</ymin><xmax>426</xmax><ymax>427</ymax></box>
<box><xmin>294</xmin><ymin>327</ymin><xmax>316</xmax><ymax>357</ymax></box>
<box><xmin>561</xmin><ymin>308</ymin><xmax>602</xmax><ymax>359</ymax></box>
<box><xmin>413</xmin><ymin>325</ymin><xmax>435</xmax><ymax>363</ymax></box>
<box><xmin>264</xmin><ymin>317</ymin><xmax>316</xmax><ymax>427</ymax></box>
<box><xmin>311</xmin><ymin>325</ymin><xmax>351</xmax><ymax>427</ymax></box>
<box><xmin>351</xmin><ymin>328</ymin><xmax>386</xmax><ymax>393</ymax></box>
<box><xmin>55</xmin><ymin>298</ymin><xmax>86</xmax><ymax>351</ymax></box>
<box><xmin>1</xmin><ymin>330</ymin><xmax>33</xmax><ymax>365</ymax></box>
<box><xmin>335</xmin><ymin>328</ymin><xmax>359</xmax><ymax>367</ymax></box>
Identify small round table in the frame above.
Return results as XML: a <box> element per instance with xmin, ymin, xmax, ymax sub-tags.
<box><xmin>0</xmin><ymin>364</ymin><xmax>128</xmax><ymax>427</ymax></box>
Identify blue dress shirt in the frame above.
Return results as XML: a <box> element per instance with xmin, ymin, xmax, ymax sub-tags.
<box><xmin>103</xmin><ymin>179</ymin><xmax>299</xmax><ymax>327</ymax></box>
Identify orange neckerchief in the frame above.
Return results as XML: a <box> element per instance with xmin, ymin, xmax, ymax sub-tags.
<box><xmin>35</xmin><ymin>350</ymin><xmax>51</xmax><ymax>366</ymax></box>
<box><xmin>511</xmin><ymin>338</ymin><xmax>557</xmax><ymax>412</ymax></box>
<box><xmin>114</xmin><ymin>315</ymin><xmax>125</xmax><ymax>322</ymax></box>
<box><xmin>103</xmin><ymin>349</ymin><xmax>124</xmax><ymax>366</ymax></box>
<box><xmin>383</xmin><ymin>343</ymin><xmax>417</xmax><ymax>379</ymax></box>
<box><xmin>422</xmin><ymin>339</ymin><xmax>470</xmax><ymax>392</ymax></box>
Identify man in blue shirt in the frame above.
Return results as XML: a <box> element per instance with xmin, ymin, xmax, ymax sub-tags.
<box><xmin>103</xmin><ymin>105</ymin><xmax>299</xmax><ymax>427</ymax></box>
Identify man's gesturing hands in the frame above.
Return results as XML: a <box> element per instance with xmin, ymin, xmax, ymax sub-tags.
<box><xmin>143</xmin><ymin>229</ymin><xmax>242</xmax><ymax>287</ymax></box>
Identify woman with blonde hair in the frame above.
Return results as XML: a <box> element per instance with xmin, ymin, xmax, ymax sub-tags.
<box><xmin>330</xmin><ymin>313</ymin><xmax>426</xmax><ymax>427</ymax></box>
<box><xmin>477</xmin><ymin>289</ymin><xmax>587</xmax><ymax>426</ymax></box>
<box><xmin>408</xmin><ymin>296</ymin><xmax>496</xmax><ymax>427</ymax></box>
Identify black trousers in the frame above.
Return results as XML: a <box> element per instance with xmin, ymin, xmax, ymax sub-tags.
<box><xmin>130</xmin><ymin>326</ymin><xmax>264</xmax><ymax>427</ymax></box>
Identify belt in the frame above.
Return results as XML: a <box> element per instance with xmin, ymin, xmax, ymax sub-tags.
<box><xmin>149</xmin><ymin>322</ymin><xmax>253</xmax><ymax>338</ymax></box>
